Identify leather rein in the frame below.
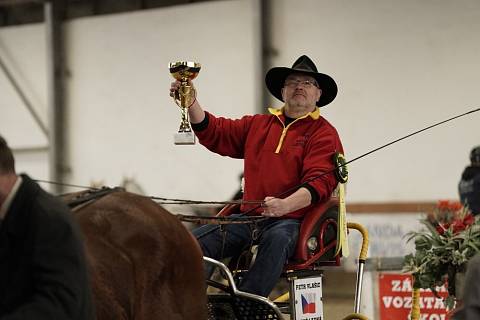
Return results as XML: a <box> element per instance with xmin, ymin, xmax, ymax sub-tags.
<box><xmin>61</xmin><ymin>186</ymin><xmax>264</xmax><ymax>225</ymax></box>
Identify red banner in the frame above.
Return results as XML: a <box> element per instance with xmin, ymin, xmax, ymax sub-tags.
<box><xmin>378</xmin><ymin>273</ymin><xmax>449</xmax><ymax>320</ymax></box>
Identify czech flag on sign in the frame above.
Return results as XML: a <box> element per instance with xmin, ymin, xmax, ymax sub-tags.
<box><xmin>301</xmin><ymin>293</ymin><xmax>316</xmax><ymax>314</ymax></box>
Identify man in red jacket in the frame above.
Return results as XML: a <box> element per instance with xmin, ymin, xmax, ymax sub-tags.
<box><xmin>170</xmin><ymin>55</ymin><xmax>344</xmax><ymax>297</ymax></box>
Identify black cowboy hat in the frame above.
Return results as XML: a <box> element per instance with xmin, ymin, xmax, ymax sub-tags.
<box><xmin>265</xmin><ymin>55</ymin><xmax>337</xmax><ymax>107</ymax></box>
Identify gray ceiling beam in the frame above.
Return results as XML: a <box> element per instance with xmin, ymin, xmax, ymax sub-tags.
<box><xmin>0</xmin><ymin>0</ymin><xmax>43</xmax><ymax>6</ymax></box>
<box><xmin>45</xmin><ymin>0</ymin><xmax>67</xmax><ymax>194</ymax></box>
<box><xmin>260</xmin><ymin>0</ymin><xmax>275</xmax><ymax>113</ymax></box>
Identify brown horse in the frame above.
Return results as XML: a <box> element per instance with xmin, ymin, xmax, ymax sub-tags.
<box><xmin>64</xmin><ymin>189</ymin><xmax>208</xmax><ymax>320</ymax></box>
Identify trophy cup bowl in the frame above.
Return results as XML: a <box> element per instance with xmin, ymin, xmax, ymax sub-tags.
<box><xmin>169</xmin><ymin>61</ymin><xmax>201</xmax><ymax>83</ymax></box>
<box><xmin>169</xmin><ymin>61</ymin><xmax>201</xmax><ymax>145</ymax></box>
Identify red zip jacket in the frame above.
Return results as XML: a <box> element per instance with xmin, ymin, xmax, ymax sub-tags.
<box><xmin>194</xmin><ymin>107</ymin><xmax>344</xmax><ymax>219</ymax></box>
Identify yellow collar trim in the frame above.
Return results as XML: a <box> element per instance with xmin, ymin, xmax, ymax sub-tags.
<box><xmin>268</xmin><ymin>107</ymin><xmax>320</xmax><ymax>120</ymax></box>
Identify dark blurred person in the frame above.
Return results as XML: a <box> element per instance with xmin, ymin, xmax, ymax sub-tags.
<box><xmin>0</xmin><ymin>135</ymin><xmax>94</xmax><ymax>319</ymax></box>
<box><xmin>459</xmin><ymin>146</ymin><xmax>480</xmax><ymax>215</ymax></box>
<box><xmin>452</xmin><ymin>254</ymin><xmax>480</xmax><ymax>320</ymax></box>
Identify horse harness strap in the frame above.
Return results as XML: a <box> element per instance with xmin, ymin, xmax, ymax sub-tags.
<box><xmin>179</xmin><ymin>214</ymin><xmax>265</xmax><ymax>261</ymax></box>
<box><xmin>176</xmin><ymin>214</ymin><xmax>268</xmax><ymax>225</ymax></box>
<box><xmin>218</xmin><ymin>218</ymin><xmax>262</xmax><ymax>261</ymax></box>
<box><xmin>66</xmin><ymin>187</ymin><xmax>125</xmax><ymax>212</ymax></box>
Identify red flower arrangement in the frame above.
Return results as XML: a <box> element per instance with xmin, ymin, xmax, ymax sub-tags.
<box><xmin>404</xmin><ymin>200</ymin><xmax>479</xmax><ymax>310</ymax></box>
<box><xmin>427</xmin><ymin>200</ymin><xmax>475</xmax><ymax>235</ymax></box>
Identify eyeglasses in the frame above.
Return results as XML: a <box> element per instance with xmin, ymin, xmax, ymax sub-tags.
<box><xmin>284</xmin><ymin>79</ymin><xmax>319</xmax><ymax>88</ymax></box>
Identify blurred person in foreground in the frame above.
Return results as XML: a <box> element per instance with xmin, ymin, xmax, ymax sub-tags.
<box><xmin>0</xmin><ymin>135</ymin><xmax>94</xmax><ymax>319</ymax></box>
<box><xmin>453</xmin><ymin>146</ymin><xmax>480</xmax><ymax>319</ymax></box>
<box><xmin>452</xmin><ymin>253</ymin><xmax>480</xmax><ymax>320</ymax></box>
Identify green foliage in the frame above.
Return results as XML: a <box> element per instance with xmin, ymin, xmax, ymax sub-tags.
<box><xmin>403</xmin><ymin>208</ymin><xmax>480</xmax><ymax>309</ymax></box>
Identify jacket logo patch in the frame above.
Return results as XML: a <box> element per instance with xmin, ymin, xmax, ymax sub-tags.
<box><xmin>293</xmin><ymin>134</ymin><xmax>310</xmax><ymax>147</ymax></box>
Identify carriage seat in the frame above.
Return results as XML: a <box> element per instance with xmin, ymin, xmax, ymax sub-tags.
<box><xmin>216</xmin><ymin>197</ymin><xmax>340</xmax><ymax>272</ymax></box>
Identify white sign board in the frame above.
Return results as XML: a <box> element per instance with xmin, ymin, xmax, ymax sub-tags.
<box><xmin>343</xmin><ymin>212</ymin><xmax>424</xmax><ymax>271</ymax></box>
<box><xmin>292</xmin><ymin>276</ymin><xmax>324</xmax><ymax>320</ymax></box>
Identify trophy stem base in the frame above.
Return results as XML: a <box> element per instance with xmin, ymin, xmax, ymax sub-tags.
<box><xmin>174</xmin><ymin>131</ymin><xmax>196</xmax><ymax>145</ymax></box>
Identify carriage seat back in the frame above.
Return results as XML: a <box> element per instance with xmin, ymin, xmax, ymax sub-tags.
<box><xmin>216</xmin><ymin>197</ymin><xmax>340</xmax><ymax>271</ymax></box>
<box><xmin>286</xmin><ymin>197</ymin><xmax>340</xmax><ymax>270</ymax></box>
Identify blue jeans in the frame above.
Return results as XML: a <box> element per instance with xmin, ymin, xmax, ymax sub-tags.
<box><xmin>192</xmin><ymin>215</ymin><xmax>300</xmax><ymax>297</ymax></box>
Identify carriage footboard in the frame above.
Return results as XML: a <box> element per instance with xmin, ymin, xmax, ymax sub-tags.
<box><xmin>204</xmin><ymin>257</ymin><xmax>283</xmax><ymax>320</ymax></box>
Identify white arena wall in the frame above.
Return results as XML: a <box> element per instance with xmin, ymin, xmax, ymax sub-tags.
<box><xmin>1</xmin><ymin>0</ymin><xmax>479</xmax><ymax>205</ymax></box>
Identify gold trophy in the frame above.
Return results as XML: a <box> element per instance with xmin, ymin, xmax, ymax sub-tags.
<box><xmin>169</xmin><ymin>61</ymin><xmax>201</xmax><ymax>145</ymax></box>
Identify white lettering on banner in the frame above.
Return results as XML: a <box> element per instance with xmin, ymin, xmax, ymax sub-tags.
<box><xmin>419</xmin><ymin>315</ymin><xmax>446</xmax><ymax>320</ymax></box>
<box><xmin>379</xmin><ymin>273</ymin><xmax>448</xmax><ymax>320</ymax></box>
<box><xmin>392</xmin><ymin>280</ymin><xmax>401</xmax><ymax>292</ymax></box>
<box><xmin>404</xmin><ymin>296</ymin><xmax>412</xmax><ymax>308</ymax></box>
<box><xmin>391</xmin><ymin>278</ymin><xmax>414</xmax><ymax>292</ymax></box>
<box><xmin>423</xmin><ymin>297</ymin><xmax>434</xmax><ymax>309</ymax></box>
<box><xmin>392</xmin><ymin>296</ymin><xmax>403</xmax><ymax>308</ymax></box>
<box><xmin>403</xmin><ymin>278</ymin><xmax>413</xmax><ymax>292</ymax></box>
<box><xmin>419</xmin><ymin>286</ymin><xmax>447</xmax><ymax>293</ymax></box>
<box><xmin>382</xmin><ymin>296</ymin><xmax>393</xmax><ymax>308</ymax></box>
<box><xmin>382</xmin><ymin>296</ymin><xmax>445</xmax><ymax>309</ymax></box>
<box><xmin>390</xmin><ymin>278</ymin><xmax>446</xmax><ymax>293</ymax></box>
<box><xmin>434</xmin><ymin>299</ymin><xmax>444</xmax><ymax>309</ymax></box>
